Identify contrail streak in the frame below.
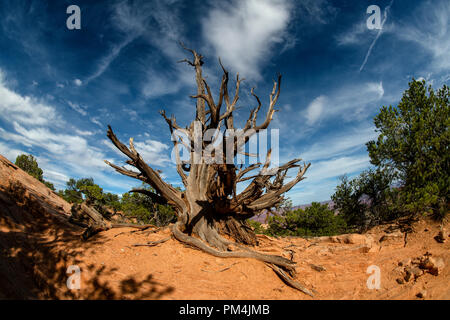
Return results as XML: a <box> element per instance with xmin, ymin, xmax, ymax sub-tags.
<box><xmin>359</xmin><ymin>0</ymin><xmax>394</xmax><ymax>72</ymax></box>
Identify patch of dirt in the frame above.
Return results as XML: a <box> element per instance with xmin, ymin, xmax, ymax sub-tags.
<box><xmin>0</xmin><ymin>155</ymin><xmax>448</xmax><ymax>299</ymax></box>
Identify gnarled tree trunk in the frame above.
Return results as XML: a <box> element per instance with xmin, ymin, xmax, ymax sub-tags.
<box><xmin>104</xmin><ymin>45</ymin><xmax>313</xmax><ymax>295</ymax></box>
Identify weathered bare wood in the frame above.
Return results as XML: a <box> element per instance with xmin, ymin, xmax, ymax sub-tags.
<box><xmin>132</xmin><ymin>237</ymin><xmax>171</xmax><ymax>247</ymax></box>
<box><xmin>265</xmin><ymin>263</ymin><xmax>315</xmax><ymax>297</ymax></box>
<box><xmin>129</xmin><ymin>188</ymin><xmax>168</xmax><ymax>205</ymax></box>
<box><xmin>104</xmin><ymin>46</ymin><xmax>314</xmax><ymax>295</ymax></box>
<box><xmin>171</xmin><ymin>222</ymin><xmax>295</xmax><ymax>270</ymax></box>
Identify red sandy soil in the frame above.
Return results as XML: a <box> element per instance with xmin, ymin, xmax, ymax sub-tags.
<box><xmin>0</xmin><ymin>154</ymin><xmax>448</xmax><ymax>300</ymax></box>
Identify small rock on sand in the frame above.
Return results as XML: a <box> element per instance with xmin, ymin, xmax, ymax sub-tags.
<box><xmin>398</xmin><ymin>258</ymin><xmax>411</xmax><ymax>267</ymax></box>
<box><xmin>434</xmin><ymin>227</ymin><xmax>447</xmax><ymax>243</ymax></box>
<box><xmin>404</xmin><ymin>266</ymin><xmax>423</xmax><ymax>282</ymax></box>
<box><xmin>420</xmin><ymin>257</ymin><xmax>445</xmax><ymax>276</ymax></box>
<box><xmin>416</xmin><ymin>290</ymin><xmax>427</xmax><ymax>298</ymax></box>
<box><xmin>379</xmin><ymin>231</ymin><xmax>403</xmax><ymax>243</ymax></box>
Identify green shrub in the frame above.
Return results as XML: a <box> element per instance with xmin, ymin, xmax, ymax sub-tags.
<box><xmin>15</xmin><ymin>154</ymin><xmax>56</xmax><ymax>191</ymax></box>
<box><xmin>247</xmin><ymin>220</ymin><xmax>265</xmax><ymax>234</ymax></box>
<box><xmin>265</xmin><ymin>202</ymin><xmax>347</xmax><ymax>237</ymax></box>
<box><xmin>44</xmin><ymin>181</ymin><xmax>55</xmax><ymax>191</ymax></box>
<box><xmin>332</xmin><ymin>79</ymin><xmax>449</xmax><ymax>228</ymax></box>
<box><xmin>366</xmin><ymin>80</ymin><xmax>449</xmax><ymax>219</ymax></box>
<box><xmin>120</xmin><ymin>185</ymin><xmax>176</xmax><ymax>226</ymax></box>
<box><xmin>332</xmin><ymin>169</ymin><xmax>399</xmax><ymax>231</ymax></box>
<box><xmin>15</xmin><ymin>154</ymin><xmax>43</xmax><ymax>181</ymax></box>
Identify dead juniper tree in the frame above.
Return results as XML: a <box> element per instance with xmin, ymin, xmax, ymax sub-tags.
<box><xmin>104</xmin><ymin>46</ymin><xmax>313</xmax><ymax>295</ymax></box>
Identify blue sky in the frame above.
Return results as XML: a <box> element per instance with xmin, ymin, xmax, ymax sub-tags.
<box><xmin>0</xmin><ymin>0</ymin><xmax>448</xmax><ymax>204</ymax></box>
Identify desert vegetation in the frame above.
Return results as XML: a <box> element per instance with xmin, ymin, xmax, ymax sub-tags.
<box><xmin>101</xmin><ymin>46</ymin><xmax>315</xmax><ymax>295</ymax></box>
<box><xmin>10</xmin><ymin>52</ymin><xmax>448</xmax><ymax>298</ymax></box>
<box><xmin>15</xmin><ymin>154</ymin><xmax>56</xmax><ymax>191</ymax></box>
<box><xmin>252</xmin><ymin>202</ymin><xmax>348</xmax><ymax>237</ymax></box>
<box><xmin>249</xmin><ymin>79</ymin><xmax>449</xmax><ymax>237</ymax></box>
<box><xmin>333</xmin><ymin>79</ymin><xmax>449</xmax><ymax>227</ymax></box>
<box><xmin>14</xmin><ymin>155</ymin><xmax>176</xmax><ymax>227</ymax></box>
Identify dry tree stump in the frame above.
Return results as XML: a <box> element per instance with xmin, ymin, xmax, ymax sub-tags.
<box><xmin>102</xmin><ymin>45</ymin><xmax>314</xmax><ymax>296</ymax></box>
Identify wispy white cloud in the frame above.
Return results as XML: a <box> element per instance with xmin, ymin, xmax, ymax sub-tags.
<box><xmin>84</xmin><ymin>0</ymin><xmax>188</xmax><ymax>87</ymax></box>
<box><xmin>300</xmin><ymin>123</ymin><xmax>377</xmax><ymax>161</ymax></box>
<box><xmin>0</xmin><ymin>69</ymin><xmax>169</xmax><ymax>191</ymax></box>
<box><xmin>95</xmin><ymin>0</ymin><xmax>194</xmax><ymax>98</ymax></box>
<box><xmin>336</xmin><ymin>22</ymin><xmax>368</xmax><ymax>46</ymax></box>
<box><xmin>75</xmin><ymin>129</ymin><xmax>95</xmax><ymax>136</ymax></box>
<box><xmin>67</xmin><ymin>101</ymin><xmax>88</xmax><ymax>116</ymax></box>
<box><xmin>101</xmin><ymin>135</ymin><xmax>171</xmax><ymax>167</ymax></box>
<box><xmin>297</xmin><ymin>0</ymin><xmax>338</xmax><ymax>25</ymax></box>
<box><xmin>90</xmin><ymin>117</ymin><xmax>103</xmax><ymax>127</ymax></box>
<box><xmin>303</xmin><ymin>81</ymin><xmax>384</xmax><ymax>124</ymax></box>
<box><xmin>307</xmin><ymin>155</ymin><xmax>370</xmax><ymax>182</ymax></box>
<box><xmin>142</xmin><ymin>67</ymin><xmax>191</xmax><ymax>98</ymax></box>
<box><xmin>395</xmin><ymin>0</ymin><xmax>450</xmax><ymax>72</ymax></box>
<box><xmin>201</xmin><ymin>0</ymin><xmax>293</xmax><ymax>80</ymax></box>
<box><xmin>288</xmin><ymin>179</ymin><xmax>339</xmax><ymax>204</ymax></box>
<box><xmin>42</xmin><ymin>168</ymin><xmax>70</xmax><ymax>186</ymax></box>
<box><xmin>123</xmin><ymin>108</ymin><xmax>138</xmax><ymax>120</ymax></box>
<box><xmin>305</xmin><ymin>95</ymin><xmax>326</xmax><ymax>125</ymax></box>
<box><xmin>0</xmin><ymin>71</ymin><xmax>61</xmax><ymax>126</ymax></box>
<box><xmin>201</xmin><ymin>0</ymin><xmax>338</xmax><ymax>80</ymax></box>
<box><xmin>0</xmin><ymin>120</ymin><xmax>137</xmax><ymax>191</ymax></box>
<box><xmin>2</xmin><ymin>122</ymin><xmax>106</xmax><ymax>169</ymax></box>
<box><xmin>287</xmin><ymin>154</ymin><xmax>371</xmax><ymax>204</ymax></box>
<box><xmin>359</xmin><ymin>0</ymin><xmax>394</xmax><ymax>72</ymax></box>
<box><xmin>0</xmin><ymin>140</ymin><xmax>25</xmax><ymax>163</ymax></box>
<box><xmin>133</xmin><ymin>139</ymin><xmax>171</xmax><ymax>166</ymax></box>
<box><xmin>335</xmin><ymin>1</ymin><xmax>395</xmax><ymax>72</ymax></box>
<box><xmin>83</xmin><ymin>0</ymin><xmax>152</xmax><ymax>84</ymax></box>
<box><xmin>84</xmin><ymin>36</ymin><xmax>137</xmax><ymax>84</ymax></box>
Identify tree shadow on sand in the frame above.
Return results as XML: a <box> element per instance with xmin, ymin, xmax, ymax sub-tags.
<box><xmin>0</xmin><ymin>181</ymin><xmax>174</xmax><ymax>300</ymax></box>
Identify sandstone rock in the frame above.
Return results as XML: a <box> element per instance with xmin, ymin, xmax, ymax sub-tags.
<box><xmin>313</xmin><ymin>236</ymin><xmax>334</xmax><ymax>243</ymax></box>
<box><xmin>309</xmin><ymin>263</ymin><xmax>326</xmax><ymax>272</ymax></box>
<box><xmin>434</xmin><ymin>227</ymin><xmax>447</xmax><ymax>243</ymax></box>
<box><xmin>404</xmin><ymin>266</ymin><xmax>423</xmax><ymax>282</ymax></box>
<box><xmin>260</xmin><ymin>223</ymin><xmax>269</xmax><ymax>230</ymax></box>
<box><xmin>343</xmin><ymin>234</ymin><xmax>371</xmax><ymax>245</ymax></box>
<box><xmin>398</xmin><ymin>258</ymin><xmax>411</xmax><ymax>267</ymax></box>
<box><xmin>379</xmin><ymin>231</ymin><xmax>403</xmax><ymax>243</ymax></box>
<box><xmin>313</xmin><ymin>233</ymin><xmax>374</xmax><ymax>247</ymax></box>
<box><xmin>416</xmin><ymin>290</ymin><xmax>427</xmax><ymax>298</ymax></box>
<box><xmin>330</xmin><ymin>236</ymin><xmax>340</xmax><ymax>243</ymax></box>
<box><xmin>404</xmin><ymin>271</ymin><xmax>413</xmax><ymax>282</ymax></box>
<box><xmin>393</xmin><ymin>266</ymin><xmax>404</xmax><ymax>274</ymax></box>
<box><xmin>359</xmin><ymin>243</ymin><xmax>379</xmax><ymax>253</ymax></box>
<box><xmin>420</xmin><ymin>256</ymin><xmax>445</xmax><ymax>276</ymax></box>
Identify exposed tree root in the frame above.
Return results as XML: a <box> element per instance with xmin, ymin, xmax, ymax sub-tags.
<box><xmin>172</xmin><ymin>223</ymin><xmax>294</xmax><ymax>269</ymax></box>
<box><xmin>111</xmin><ymin>223</ymin><xmax>158</xmax><ymax>230</ymax></box>
<box><xmin>265</xmin><ymin>263</ymin><xmax>315</xmax><ymax>297</ymax></box>
<box><xmin>114</xmin><ymin>226</ymin><xmax>163</xmax><ymax>238</ymax></box>
<box><xmin>101</xmin><ymin>47</ymin><xmax>316</xmax><ymax>297</ymax></box>
<box><xmin>132</xmin><ymin>237</ymin><xmax>171</xmax><ymax>247</ymax></box>
<box><xmin>201</xmin><ymin>262</ymin><xmax>239</xmax><ymax>273</ymax></box>
<box><xmin>171</xmin><ymin>223</ymin><xmax>315</xmax><ymax>296</ymax></box>
<box><xmin>140</xmin><ymin>226</ymin><xmax>169</xmax><ymax>236</ymax></box>
<box><xmin>309</xmin><ymin>263</ymin><xmax>326</xmax><ymax>272</ymax></box>
<box><xmin>82</xmin><ymin>223</ymin><xmax>159</xmax><ymax>240</ymax></box>
<box><xmin>70</xmin><ymin>203</ymin><xmax>161</xmax><ymax>240</ymax></box>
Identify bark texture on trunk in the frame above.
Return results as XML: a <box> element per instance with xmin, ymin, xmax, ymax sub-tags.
<box><xmin>104</xmin><ymin>46</ymin><xmax>313</xmax><ymax>295</ymax></box>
